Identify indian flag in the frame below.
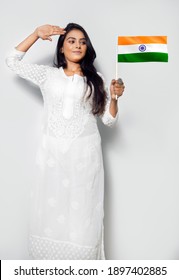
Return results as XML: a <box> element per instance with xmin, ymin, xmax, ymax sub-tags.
<box><xmin>118</xmin><ymin>36</ymin><xmax>168</xmax><ymax>63</ymax></box>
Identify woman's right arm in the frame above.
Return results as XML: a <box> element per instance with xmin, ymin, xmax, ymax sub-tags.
<box><xmin>16</xmin><ymin>24</ymin><xmax>66</xmax><ymax>52</ymax></box>
<box><xmin>6</xmin><ymin>25</ymin><xmax>66</xmax><ymax>86</ymax></box>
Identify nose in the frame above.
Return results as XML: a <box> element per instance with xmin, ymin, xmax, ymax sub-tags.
<box><xmin>75</xmin><ymin>41</ymin><xmax>81</xmax><ymax>49</ymax></box>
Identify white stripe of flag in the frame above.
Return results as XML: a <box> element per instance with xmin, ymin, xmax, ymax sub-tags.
<box><xmin>118</xmin><ymin>43</ymin><xmax>168</xmax><ymax>54</ymax></box>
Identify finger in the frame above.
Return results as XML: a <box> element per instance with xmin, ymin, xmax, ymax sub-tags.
<box><xmin>53</xmin><ymin>25</ymin><xmax>64</xmax><ymax>29</ymax></box>
<box><xmin>51</xmin><ymin>25</ymin><xmax>62</xmax><ymax>30</ymax></box>
<box><xmin>47</xmin><ymin>36</ymin><xmax>52</xmax><ymax>41</ymax></box>
<box><xmin>115</xmin><ymin>84</ymin><xmax>125</xmax><ymax>89</ymax></box>
<box><xmin>53</xmin><ymin>30</ymin><xmax>66</xmax><ymax>35</ymax></box>
<box><xmin>114</xmin><ymin>86</ymin><xmax>125</xmax><ymax>93</ymax></box>
<box><xmin>53</xmin><ymin>26</ymin><xmax>65</xmax><ymax>32</ymax></box>
<box><xmin>52</xmin><ymin>28</ymin><xmax>66</xmax><ymax>35</ymax></box>
<box><xmin>116</xmin><ymin>86</ymin><xmax>125</xmax><ymax>92</ymax></box>
<box><xmin>111</xmin><ymin>79</ymin><xmax>116</xmax><ymax>86</ymax></box>
<box><xmin>53</xmin><ymin>27</ymin><xmax>62</xmax><ymax>32</ymax></box>
<box><xmin>114</xmin><ymin>85</ymin><xmax>123</xmax><ymax>90</ymax></box>
<box><xmin>115</xmin><ymin>80</ymin><xmax>124</xmax><ymax>86</ymax></box>
<box><xmin>117</xmin><ymin>78</ymin><xmax>124</xmax><ymax>85</ymax></box>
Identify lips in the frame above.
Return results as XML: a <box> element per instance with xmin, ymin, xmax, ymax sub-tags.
<box><xmin>72</xmin><ymin>51</ymin><xmax>82</xmax><ymax>54</ymax></box>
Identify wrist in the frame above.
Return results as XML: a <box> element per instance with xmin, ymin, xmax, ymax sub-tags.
<box><xmin>111</xmin><ymin>94</ymin><xmax>119</xmax><ymax>102</ymax></box>
<box><xmin>33</xmin><ymin>29</ymin><xmax>40</xmax><ymax>39</ymax></box>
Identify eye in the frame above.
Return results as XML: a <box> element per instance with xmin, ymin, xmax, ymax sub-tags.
<box><xmin>68</xmin><ymin>39</ymin><xmax>75</xmax><ymax>44</ymax></box>
<box><xmin>80</xmin><ymin>40</ymin><xmax>86</xmax><ymax>45</ymax></box>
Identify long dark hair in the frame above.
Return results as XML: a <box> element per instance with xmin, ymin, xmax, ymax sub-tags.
<box><xmin>53</xmin><ymin>23</ymin><xmax>107</xmax><ymax>116</ymax></box>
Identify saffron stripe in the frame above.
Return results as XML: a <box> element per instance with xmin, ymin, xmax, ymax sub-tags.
<box><xmin>118</xmin><ymin>36</ymin><xmax>167</xmax><ymax>46</ymax></box>
<box><xmin>117</xmin><ymin>52</ymin><xmax>168</xmax><ymax>63</ymax></box>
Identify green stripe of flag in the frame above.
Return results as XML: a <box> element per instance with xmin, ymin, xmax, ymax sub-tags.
<box><xmin>118</xmin><ymin>52</ymin><xmax>168</xmax><ymax>63</ymax></box>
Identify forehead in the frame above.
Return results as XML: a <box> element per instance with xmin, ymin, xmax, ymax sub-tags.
<box><xmin>66</xmin><ymin>29</ymin><xmax>85</xmax><ymax>39</ymax></box>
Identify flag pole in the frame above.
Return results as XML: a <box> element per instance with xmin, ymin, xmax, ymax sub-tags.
<box><xmin>115</xmin><ymin>37</ymin><xmax>118</xmax><ymax>101</ymax></box>
<box><xmin>116</xmin><ymin>36</ymin><xmax>118</xmax><ymax>80</ymax></box>
<box><xmin>116</xmin><ymin>54</ymin><xmax>118</xmax><ymax>80</ymax></box>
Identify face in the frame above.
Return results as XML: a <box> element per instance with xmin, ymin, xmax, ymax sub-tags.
<box><xmin>61</xmin><ymin>29</ymin><xmax>87</xmax><ymax>64</ymax></box>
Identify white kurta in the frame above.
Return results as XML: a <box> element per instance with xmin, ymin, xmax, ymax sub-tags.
<box><xmin>6</xmin><ymin>48</ymin><xmax>118</xmax><ymax>260</ymax></box>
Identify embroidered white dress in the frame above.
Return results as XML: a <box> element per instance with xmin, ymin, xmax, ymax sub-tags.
<box><xmin>6</xmin><ymin>48</ymin><xmax>118</xmax><ymax>260</ymax></box>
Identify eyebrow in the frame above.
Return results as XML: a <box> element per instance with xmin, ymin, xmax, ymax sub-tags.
<box><xmin>66</xmin><ymin>36</ymin><xmax>86</xmax><ymax>41</ymax></box>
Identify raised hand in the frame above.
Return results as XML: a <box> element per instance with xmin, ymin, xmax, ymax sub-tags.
<box><xmin>35</xmin><ymin>24</ymin><xmax>66</xmax><ymax>41</ymax></box>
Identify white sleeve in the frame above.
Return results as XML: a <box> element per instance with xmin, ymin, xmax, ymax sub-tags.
<box><xmin>98</xmin><ymin>72</ymin><xmax>118</xmax><ymax>127</ymax></box>
<box><xmin>5</xmin><ymin>48</ymin><xmax>49</xmax><ymax>87</ymax></box>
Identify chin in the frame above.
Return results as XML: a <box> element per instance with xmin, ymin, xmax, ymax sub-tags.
<box><xmin>71</xmin><ymin>58</ymin><xmax>83</xmax><ymax>63</ymax></box>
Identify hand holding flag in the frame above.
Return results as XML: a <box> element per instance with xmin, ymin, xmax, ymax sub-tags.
<box><xmin>110</xmin><ymin>78</ymin><xmax>125</xmax><ymax>100</ymax></box>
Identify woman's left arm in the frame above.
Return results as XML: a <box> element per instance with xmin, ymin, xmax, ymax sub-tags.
<box><xmin>109</xmin><ymin>79</ymin><xmax>125</xmax><ymax>117</ymax></box>
<box><xmin>100</xmin><ymin>78</ymin><xmax>125</xmax><ymax>127</ymax></box>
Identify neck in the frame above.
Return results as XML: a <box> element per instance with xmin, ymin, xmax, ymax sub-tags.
<box><xmin>66</xmin><ymin>61</ymin><xmax>81</xmax><ymax>72</ymax></box>
<box><xmin>64</xmin><ymin>61</ymin><xmax>83</xmax><ymax>76</ymax></box>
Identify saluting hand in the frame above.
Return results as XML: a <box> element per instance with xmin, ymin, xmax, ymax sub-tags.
<box><xmin>34</xmin><ymin>24</ymin><xmax>66</xmax><ymax>41</ymax></box>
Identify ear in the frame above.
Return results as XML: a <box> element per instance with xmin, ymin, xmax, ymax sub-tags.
<box><xmin>60</xmin><ymin>47</ymin><xmax>64</xmax><ymax>53</ymax></box>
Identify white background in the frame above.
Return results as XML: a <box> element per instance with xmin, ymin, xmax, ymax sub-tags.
<box><xmin>0</xmin><ymin>0</ymin><xmax>179</xmax><ymax>260</ymax></box>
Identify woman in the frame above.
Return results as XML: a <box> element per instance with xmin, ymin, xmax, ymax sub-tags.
<box><xmin>6</xmin><ymin>23</ymin><xmax>124</xmax><ymax>260</ymax></box>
